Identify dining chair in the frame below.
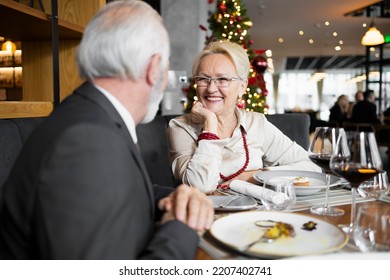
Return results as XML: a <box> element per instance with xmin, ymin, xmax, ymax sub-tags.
<box><xmin>265</xmin><ymin>113</ymin><xmax>310</xmax><ymax>150</ymax></box>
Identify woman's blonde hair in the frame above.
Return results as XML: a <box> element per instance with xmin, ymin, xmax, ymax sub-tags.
<box><xmin>192</xmin><ymin>41</ymin><xmax>250</xmax><ymax>80</ymax></box>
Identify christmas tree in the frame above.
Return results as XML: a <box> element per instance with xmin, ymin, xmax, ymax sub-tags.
<box><xmin>184</xmin><ymin>0</ymin><xmax>269</xmax><ymax>113</ymax></box>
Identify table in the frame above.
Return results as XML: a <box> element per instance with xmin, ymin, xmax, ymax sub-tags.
<box><xmin>196</xmin><ymin>198</ymin><xmax>389</xmax><ymax>260</ymax></box>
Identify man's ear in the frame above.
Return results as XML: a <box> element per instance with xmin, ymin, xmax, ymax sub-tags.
<box><xmin>146</xmin><ymin>54</ymin><xmax>161</xmax><ymax>86</ymax></box>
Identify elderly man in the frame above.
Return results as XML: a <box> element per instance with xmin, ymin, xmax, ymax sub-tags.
<box><xmin>0</xmin><ymin>0</ymin><xmax>213</xmax><ymax>260</ymax></box>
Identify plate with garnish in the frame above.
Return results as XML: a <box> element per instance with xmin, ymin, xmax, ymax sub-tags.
<box><xmin>253</xmin><ymin>170</ymin><xmax>342</xmax><ymax>196</ymax></box>
<box><xmin>209</xmin><ymin>211</ymin><xmax>348</xmax><ymax>259</ymax></box>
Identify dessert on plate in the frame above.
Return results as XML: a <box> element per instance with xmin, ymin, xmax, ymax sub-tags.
<box><xmin>293</xmin><ymin>176</ymin><xmax>310</xmax><ymax>186</ymax></box>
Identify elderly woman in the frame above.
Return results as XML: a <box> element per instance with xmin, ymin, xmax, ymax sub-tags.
<box><xmin>168</xmin><ymin>41</ymin><xmax>320</xmax><ymax>193</ymax></box>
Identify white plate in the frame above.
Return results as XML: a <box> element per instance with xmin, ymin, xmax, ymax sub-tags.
<box><xmin>210</xmin><ymin>211</ymin><xmax>348</xmax><ymax>259</ymax></box>
<box><xmin>253</xmin><ymin>170</ymin><xmax>342</xmax><ymax>196</ymax></box>
<box><xmin>209</xmin><ymin>195</ymin><xmax>258</xmax><ymax>212</ymax></box>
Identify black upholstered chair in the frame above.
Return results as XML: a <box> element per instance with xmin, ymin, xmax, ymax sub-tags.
<box><xmin>0</xmin><ymin>118</ymin><xmax>45</xmax><ymax>188</ymax></box>
<box><xmin>265</xmin><ymin>113</ymin><xmax>310</xmax><ymax>150</ymax></box>
<box><xmin>136</xmin><ymin>115</ymin><xmax>173</xmax><ymax>187</ymax></box>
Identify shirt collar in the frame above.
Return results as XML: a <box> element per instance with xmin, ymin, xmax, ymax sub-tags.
<box><xmin>235</xmin><ymin>107</ymin><xmax>248</xmax><ymax>133</ymax></box>
<box><xmin>93</xmin><ymin>84</ymin><xmax>138</xmax><ymax>144</ymax></box>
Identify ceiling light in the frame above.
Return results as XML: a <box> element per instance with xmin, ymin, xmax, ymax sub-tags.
<box><xmin>309</xmin><ymin>39</ymin><xmax>314</xmax><ymax>44</ymax></box>
<box><xmin>325</xmin><ymin>21</ymin><xmax>330</xmax><ymax>26</ymax></box>
<box><xmin>361</xmin><ymin>22</ymin><xmax>384</xmax><ymax>46</ymax></box>
<box><xmin>335</xmin><ymin>46</ymin><xmax>341</xmax><ymax>51</ymax></box>
<box><xmin>278</xmin><ymin>38</ymin><xmax>284</xmax><ymax>43</ymax></box>
<box><xmin>299</xmin><ymin>30</ymin><xmax>304</xmax><ymax>35</ymax></box>
<box><xmin>339</xmin><ymin>40</ymin><xmax>343</xmax><ymax>44</ymax></box>
<box><xmin>333</xmin><ymin>32</ymin><xmax>338</xmax><ymax>37</ymax></box>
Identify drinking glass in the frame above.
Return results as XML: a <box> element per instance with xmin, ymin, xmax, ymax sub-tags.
<box><xmin>308</xmin><ymin>127</ymin><xmax>345</xmax><ymax>216</ymax></box>
<box><xmin>330</xmin><ymin>131</ymin><xmax>383</xmax><ymax>233</ymax></box>
<box><xmin>358</xmin><ymin>171</ymin><xmax>389</xmax><ymax>199</ymax></box>
<box><xmin>352</xmin><ymin>204</ymin><xmax>390</xmax><ymax>252</ymax></box>
<box><xmin>260</xmin><ymin>178</ymin><xmax>296</xmax><ymax>211</ymax></box>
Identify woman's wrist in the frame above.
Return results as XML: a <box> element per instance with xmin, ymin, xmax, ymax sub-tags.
<box><xmin>203</xmin><ymin>117</ymin><xmax>218</xmax><ymax>134</ymax></box>
<box><xmin>197</xmin><ymin>131</ymin><xmax>220</xmax><ymax>143</ymax></box>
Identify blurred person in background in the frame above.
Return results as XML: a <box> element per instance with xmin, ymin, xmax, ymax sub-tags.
<box><xmin>347</xmin><ymin>90</ymin><xmax>363</xmax><ymax>119</ymax></box>
<box><xmin>329</xmin><ymin>94</ymin><xmax>349</xmax><ymax>126</ymax></box>
<box><xmin>351</xmin><ymin>90</ymin><xmax>382</xmax><ymax>124</ymax></box>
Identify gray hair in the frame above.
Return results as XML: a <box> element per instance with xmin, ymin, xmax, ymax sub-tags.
<box><xmin>192</xmin><ymin>41</ymin><xmax>249</xmax><ymax>79</ymax></box>
<box><xmin>77</xmin><ymin>0</ymin><xmax>170</xmax><ymax>81</ymax></box>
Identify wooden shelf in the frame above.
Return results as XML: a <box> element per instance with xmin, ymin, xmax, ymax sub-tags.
<box><xmin>0</xmin><ymin>0</ymin><xmax>102</xmax><ymax>119</ymax></box>
<box><xmin>0</xmin><ymin>101</ymin><xmax>53</xmax><ymax>118</ymax></box>
<box><xmin>0</xmin><ymin>0</ymin><xmax>83</xmax><ymax>41</ymax></box>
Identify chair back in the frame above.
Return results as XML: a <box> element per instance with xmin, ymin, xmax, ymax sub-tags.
<box><xmin>136</xmin><ymin>115</ymin><xmax>173</xmax><ymax>186</ymax></box>
<box><xmin>265</xmin><ymin>113</ymin><xmax>310</xmax><ymax>150</ymax></box>
<box><xmin>0</xmin><ymin>118</ymin><xmax>45</xmax><ymax>189</ymax></box>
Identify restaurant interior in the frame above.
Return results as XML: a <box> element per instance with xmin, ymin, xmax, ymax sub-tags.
<box><xmin>0</xmin><ymin>0</ymin><xmax>390</xmax><ymax>260</ymax></box>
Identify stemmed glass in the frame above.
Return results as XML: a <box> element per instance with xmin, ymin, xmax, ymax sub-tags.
<box><xmin>308</xmin><ymin>127</ymin><xmax>345</xmax><ymax>216</ymax></box>
<box><xmin>358</xmin><ymin>171</ymin><xmax>389</xmax><ymax>199</ymax></box>
<box><xmin>330</xmin><ymin>130</ymin><xmax>383</xmax><ymax>232</ymax></box>
<box><xmin>260</xmin><ymin>178</ymin><xmax>296</xmax><ymax>211</ymax></box>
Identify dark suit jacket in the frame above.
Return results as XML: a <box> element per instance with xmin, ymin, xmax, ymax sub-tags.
<box><xmin>350</xmin><ymin>100</ymin><xmax>379</xmax><ymax>124</ymax></box>
<box><xmin>0</xmin><ymin>82</ymin><xmax>198</xmax><ymax>259</ymax></box>
<box><xmin>329</xmin><ymin>104</ymin><xmax>348</xmax><ymax>126</ymax></box>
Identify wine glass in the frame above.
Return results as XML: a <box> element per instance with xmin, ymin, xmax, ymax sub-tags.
<box><xmin>330</xmin><ymin>130</ymin><xmax>383</xmax><ymax>233</ymax></box>
<box><xmin>358</xmin><ymin>171</ymin><xmax>389</xmax><ymax>199</ymax></box>
<box><xmin>353</xmin><ymin>204</ymin><xmax>390</xmax><ymax>252</ymax></box>
<box><xmin>260</xmin><ymin>178</ymin><xmax>296</xmax><ymax>211</ymax></box>
<box><xmin>308</xmin><ymin>127</ymin><xmax>345</xmax><ymax>216</ymax></box>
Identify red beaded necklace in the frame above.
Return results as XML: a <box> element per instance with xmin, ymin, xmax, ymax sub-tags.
<box><xmin>217</xmin><ymin>126</ymin><xmax>249</xmax><ymax>189</ymax></box>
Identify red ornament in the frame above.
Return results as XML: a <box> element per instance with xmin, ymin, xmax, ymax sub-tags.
<box><xmin>219</xmin><ymin>3</ymin><xmax>226</xmax><ymax>12</ymax></box>
<box><xmin>237</xmin><ymin>16</ymin><xmax>242</xmax><ymax>21</ymax></box>
<box><xmin>249</xmin><ymin>39</ymin><xmax>254</xmax><ymax>45</ymax></box>
<box><xmin>254</xmin><ymin>49</ymin><xmax>266</xmax><ymax>55</ymax></box>
<box><xmin>257</xmin><ymin>73</ymin><xmax>268</xmax><ymax>94</ymax></box>
<box><xmin>251</xmin><ymin>55</ymin><xmax>268</xmax><ymax>74</ymax></box>
<box><xmin>208</xmin><ymin>0</ymin><xmax>214</xmax><ymax>3</ymax></box>
<box><xmin>248</xmin><ymin>77</ymin><xmax>257</xmax><ymax>86</ymax></box>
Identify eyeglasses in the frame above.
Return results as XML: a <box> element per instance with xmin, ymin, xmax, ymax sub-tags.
<box><xmin>193</xmin><ymin>76</ymin><xmax>242</xmax><ymax>88</ymax></box>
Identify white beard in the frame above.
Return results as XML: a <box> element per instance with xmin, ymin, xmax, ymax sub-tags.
<box><xmin>141</xmin><ymin>74</ymin><xmax>164</xmax><ymax>124</ymax></box>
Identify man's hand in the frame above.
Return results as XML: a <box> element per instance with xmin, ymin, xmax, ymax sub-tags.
<box><xmin>158</xmin><ymin>184</ymin><xmax>214</xmax><ymax>231</ymax></box>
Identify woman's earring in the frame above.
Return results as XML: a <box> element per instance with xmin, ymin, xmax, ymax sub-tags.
<box><xmin>237</xmin><ymin>97</ymin><xmax>246</xmax><ymax>109</ymax></box>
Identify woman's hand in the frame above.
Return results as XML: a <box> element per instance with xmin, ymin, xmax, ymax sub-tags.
<box><xmin>190</xmin><ymin>101</ymin><xmax>218</xmax><ymax>133</ymax></box>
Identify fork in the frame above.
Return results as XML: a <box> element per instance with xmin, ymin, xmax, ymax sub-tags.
<box><xmin>241</xmin><ymin>234</ymin><xmax>275</xmax><ymax>252</ymax></box>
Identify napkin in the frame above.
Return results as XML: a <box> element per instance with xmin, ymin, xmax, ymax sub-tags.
<box><xmin>229</xmin><ymin>180</ymin><xmax>288</xmax><ymax>204</ymax></box>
